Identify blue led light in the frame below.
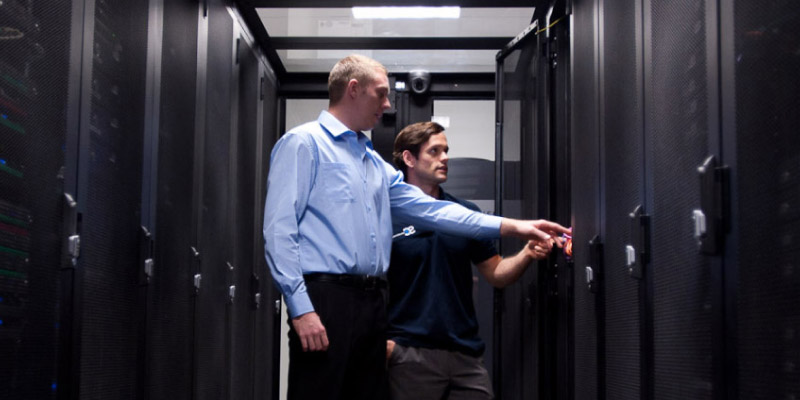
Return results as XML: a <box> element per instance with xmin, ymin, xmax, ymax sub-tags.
<box><xmin>0</xmin><ymin>159</ymin><xmax>6</xmax><ymax>165</ymax></box>
<box><xmin>1</xmin><ymin>114</ymin><xmax>7</xmax><ymax>119</ymax></box>
<box><xmin>0</xmin><ymin>296</ymin><xmax>4</xmax><ymax>302</ymax></box>
<box><xmin>52</xmin><ymin>382</ymin><xmax>57</xmax><ymax>391</ymax></box>
<box><xmin>0</xmin><ymin>319</ymin><xmax>4</xmax><ymax>326</ymax></box>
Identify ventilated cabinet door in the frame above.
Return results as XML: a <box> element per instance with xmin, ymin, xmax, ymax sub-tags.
<box><xmin>571</xmin><ymin>0</ymin><xmax>604</xmax><ymax>398</ymax></box>
<box><xmin>75</xmin><ymin>0</ymin><xmax>149</xmax><ymax>398</ymax></box>
<box><xmin>646</xmin><ymin>0</ymin><xmax>716</xmax><ymax>398</ymax></box>
<box><xmin>600</xmin><ymin>0</ymin><xmax>646</xmax><ymax>398</ymax></box>
<box><xmin>254</xmin><ymin>65</ymin><xmax>280</xmax><ymax>400</ymax></box>
<box><xmin>229</xmin><ymin>35</ymin><xmax>260</xmax><ymax>400</ymax></box>
<box><xmin>193</xmin><ymin>1</ymin><xmax>235</xmax><ymax>398</ymax></box>
<box><xmin>145</xmin><ymin>0</ymin><xmax>199</xmax><ymax>398</ymax></box>
<box><xmin>0</xmin><ymin>1</ymin><xmax>78</xmax><ymax>398</ymax></box>
<box><xmin>728</xmin><ymin>1</ymin><xmax>800</xmax><ymax>398</ymax></box>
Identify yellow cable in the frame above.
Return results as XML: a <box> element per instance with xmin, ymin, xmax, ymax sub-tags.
<box><xmin>535</xmin><ymin>15</ymin><xmax>565</xmax><ymax>35</ymax></box>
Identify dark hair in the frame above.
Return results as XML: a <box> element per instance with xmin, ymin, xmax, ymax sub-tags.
<box><xmin>392</xmin><ymin>121</ymin><xmax>445</xmax><ymax>175</ymax></box>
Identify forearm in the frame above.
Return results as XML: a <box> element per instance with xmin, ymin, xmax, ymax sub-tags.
<box><xmin>488</xmin><ymin>248</ymin><xmax>535</xmax><ymax>288</ymax></box>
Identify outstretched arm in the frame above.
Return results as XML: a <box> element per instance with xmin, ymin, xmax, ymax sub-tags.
<box><xmin>499</xmin><ymin>218</ymin><xmax>571</xmax><ymax>244</ymax></box>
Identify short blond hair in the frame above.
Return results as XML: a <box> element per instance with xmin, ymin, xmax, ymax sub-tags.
<box><xmin>328</xmin><ymin>54</ymin><xmax>388</xmax><ymax>105</ymax></box>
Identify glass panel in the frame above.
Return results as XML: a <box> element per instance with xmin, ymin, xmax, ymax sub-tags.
<box><xmin>277</xmin><ymin>49</ymin><xmax>498</xmax><ymax>73</ymax></box>
<box><xmin>257</xmin><ymin>8</ymin><xmax>534</xmax><ymax>38</ymax></box>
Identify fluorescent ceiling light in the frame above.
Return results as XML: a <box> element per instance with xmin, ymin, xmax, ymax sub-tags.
<box><xmin>352</xmin><ymin>6</ymin><xmax>460</xmax><ymax>19</ymax></box>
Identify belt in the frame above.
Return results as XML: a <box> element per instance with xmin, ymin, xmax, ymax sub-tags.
<box><xmin>304</xmin><ymin>273</ymin><xmax>387</xmax><ymax>290</ymax></box>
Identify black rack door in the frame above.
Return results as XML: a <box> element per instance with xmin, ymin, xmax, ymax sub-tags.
<box><xmin>145</xmin><ymin>0</ymin><xmax>200</xmax><ymax>398</ymax></box>
<box><xmin>194</xmin><ymin>0</ymin><xmax>236</xmax><ymax>398</ymax></box>
<box><xmin>727</xmin><ymin>1</ymin><xmax>800</xmax><ymax>398</ymax></box>
<box><xmin>496</xmin><ymin>39</ymin><xmax>543</xmax><ymax>400</ymax></box>
<box><xmin>570</xmin><ymin>0</ymin><xmax>604</xmax><ymax>399</ymax></box>
<box><xmin>646</xmin><ymin>0</ymin><xmax>716</xmax><ymax>398</ymax></box>
<box><xmin>0</xmin><ymin>1</ymin><xmax>80</xmax><ymax>398</ymax></box>
<box><xmin>600</xmin><ymin>0</ymin><xmax>647</xmax><ymax>397</ymax></box>
<box><xmin>230</xmin><ymin>33</ymin><xmax>260</xmax><ymax>400</ymax></box>
<box><xmin>74</xmin><ymin>0</ymin><xmax>149</xmax><ymax>398</ymax></box>
<box><xmin>254</xmin><ymin>63</ymin><xmax>280</xmax><ymax>400</ymax></box>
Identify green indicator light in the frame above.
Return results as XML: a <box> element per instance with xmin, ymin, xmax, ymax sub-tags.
<box><xmin>0</xmin><ymin>214</ymin><xmax>28</xmax><ymax>227</ymax></box>
<box><xmin>0</xmin><ymin>269</ymin><xmax>26</xmax><ymax>279</ymax></box>
<box><xmin>0</xmin><ymin>164</ymin><xmax>23</xmax><ymax>178</ymax></box>
<box><xmin>0</xmin><ymin>117</ymin><xmax>25</xmax><ymax>134</ymax></box>
<box><xmin>1</xmin><ymin>74</ymin><xmax>29</xmax><ymax>94</ymax></box>
<box><xmin>0</xmin><ymin>245</ymin><xmax>28</xmax><ymax>258</ymax></box>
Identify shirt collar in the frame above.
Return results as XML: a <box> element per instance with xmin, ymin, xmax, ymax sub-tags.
<box><xmin>318</xmin><ymin>110</ymin><xmax>352</xmax><ymax>138</ymax></box>
<box><xmin>318</xmin><ymin>110</ymin><xmax>375</xmax><ymax>151</ymax></box>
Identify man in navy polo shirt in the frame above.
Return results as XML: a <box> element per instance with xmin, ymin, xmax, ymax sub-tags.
<box><xmin>386</xmin><ymin>121</ymin><xmax>557</xmax><ymax>400</ymax></box>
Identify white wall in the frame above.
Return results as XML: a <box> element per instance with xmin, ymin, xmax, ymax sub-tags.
<box><xmin>433</xmin><ymin>99</ymin><xmax>495</xmax><ymax>213</ymax></box>
<box><xmin>284</xmin><ymin>98</ymin><xmax>371</xmax><ymax>139</ymax></box>
<box><xmin>433</xmin><ymin>100</ymin><xmax>495</xmax><ymax>161</ymax></box>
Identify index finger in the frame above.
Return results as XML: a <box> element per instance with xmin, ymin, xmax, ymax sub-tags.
<box><xmin>527</xmin><ymin>226</ymin><xmax>551</xmax><ymax>242</ymax></box>
<box><xmin>537</xmin><ymin>220</ymin><xmax>571</xmax><ymax>236</ymax></box>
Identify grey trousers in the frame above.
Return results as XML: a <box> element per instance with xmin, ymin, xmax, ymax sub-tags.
<box><xmin>388</xmin><ymin>344</ymin><xmax>494</xmax><ymax>400</ymax></box>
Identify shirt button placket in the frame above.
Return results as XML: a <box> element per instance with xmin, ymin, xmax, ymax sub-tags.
<box><xmin>370</xmin><ymin>232</ymin><xmax>377</xmax><ymax>269</ymax></box>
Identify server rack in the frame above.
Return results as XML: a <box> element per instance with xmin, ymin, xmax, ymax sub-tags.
<box><xmin>566</xmin><ymin>0</ymin><xmax>799</xmax><ymax>399</ymax></box>
<box><xmin>0</xmin><ymin>1</ymin><xmax>80</xmax><ymax>398</ymax></box>
<box><xmin>3</xmin><ymin>0</ymin><xmax>282</xmax><ymax>399</ymax></box>
<box><xmin>493</xmin><ymin>17</ymin><xmax>537</xmax><ymax>400</ymax></box>
<box><xmin>726</xmin><ymin>1</ymin><xmax>800</xmax><ymax>398</ymax></box>
<box><xmin>145</xmin><ymin>0</ymin><xmax>200</xmax><ymax>399</ymax></box>
<box><xmin>570</xmin><ymin>0</ymin><xmax>605</xmax><ymax>399</ymax></box>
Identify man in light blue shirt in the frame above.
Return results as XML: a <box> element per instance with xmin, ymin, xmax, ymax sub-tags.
<box><xmin>263</xmin><ymin>54</ymin><xmax>569</xmax><ymax>400</ymax></box>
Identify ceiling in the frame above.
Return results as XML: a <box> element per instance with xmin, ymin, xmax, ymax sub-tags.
<box><xmin>236</xmin><ymin>1</ymin><xmax>538</xmax><ymax>77</ymax></box>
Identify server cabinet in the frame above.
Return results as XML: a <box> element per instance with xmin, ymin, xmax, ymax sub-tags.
<box><xmin>726</xmin><ymin>1</ymin><xmax>800</xmax><ymax>398</ymax></box>
<box><xmin>570</xmin><ymin>0</ymin><xmax>604</xmax><ymax>399</ymax></box>
<box><xmin>599</xmin><ymin>0</ymin><xmax>648</xmax><ymax>398</ymax></box>
<box><xmin>230</xmin><ymin>31</ymin><xmax>260</xmax><ymax>400</ymax></box>
<box><xmin>254</xmin><ymin>61</ymin><xmax>280</xmax><ymax>400</ymax></box>
<box><xmin>145</xmin><ymin>0</ymin><xmax>199</xmax><ymax>398</ymax></box>
<box><xmin>73</xmin><ymin>0</ymin><xmax>149</xmax><ymax>398</ymax></box>
<box><xmin>569</xmin><ymin>0</ymin><xmax>799</xmax><ymax>398</ymax></box>
<box><xmin>496</xmin><ymin>43</ymin><xmax>536</xmax><ymax>400</ymax></box>
<box><xmin>541</xmin><ymin>16</ymin><xmax>575</xmax><ymax>400</ymax></box>
<box><xmin>646</xmin><ymin>0</ymin><xmax>716</xmax><ymax>398</ymax></box>
<box><xmin>0</xmin><ymin>1</ymin><xmax>79</xmax><ymax>398</ymax></box>
<box><xmin>193</xmin><ymin>0</ymin><xmax>236</xmax><ymax>398</ymax></box>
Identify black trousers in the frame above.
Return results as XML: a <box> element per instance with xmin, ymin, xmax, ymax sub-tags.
<box><xmin>287</xmin><ymin>278</ymin><xmax>389</xmax><ymax>400</ymax></box>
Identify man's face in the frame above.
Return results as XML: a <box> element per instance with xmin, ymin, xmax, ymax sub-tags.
<box><xmin>410</xmin><ymin>132</ymin><xmax>450</xmax><ymax>185</ymax></box>
<box><xmin>355</xmin><ymin>69</ymin><xmax>391</xmax><ymax>131</ymax></box>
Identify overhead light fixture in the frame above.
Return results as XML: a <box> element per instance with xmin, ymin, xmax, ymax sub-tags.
<box><xmin>352</xmin><ymin>6</ymin><xmax>460</xmax><ymax>19</ymax></box>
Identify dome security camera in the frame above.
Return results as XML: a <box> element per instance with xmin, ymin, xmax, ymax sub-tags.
<box><xmin>408</xmin><ymin>70</ymin><xmax>431</xmax><ymax>95</ymax></box>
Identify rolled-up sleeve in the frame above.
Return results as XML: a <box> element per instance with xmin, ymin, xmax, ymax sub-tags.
<box><xmin>263</xmin><ymin>133</ymin><xmax>316</xmax><ymax>318</ymax></box>
<box><xmin>382</xmin><ymin>160</ymin><xmax>502</xmax><ymax>239</ymax></box>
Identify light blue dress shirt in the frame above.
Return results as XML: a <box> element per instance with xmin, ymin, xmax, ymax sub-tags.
<box><xmin>263</xmin><ymin>111</ymin><xmax>502</xmax><ymax>318</ymax></box>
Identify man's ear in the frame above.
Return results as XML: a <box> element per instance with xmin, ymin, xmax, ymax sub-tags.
<box><xmin>402</xmin><ymin>150</ymin><xmax>416</xmax><ymax>169</ymax></box>
<box><xmin>346</xmin><ymin>78</ymin><xmax>359</xmax><ymax>99</ymax></box>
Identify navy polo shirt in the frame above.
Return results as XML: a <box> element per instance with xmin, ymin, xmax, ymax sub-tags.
<box><xmin>387</xmin><ymin>189</ymin><xmax>498</xmax><ymax>357</ymax></box>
